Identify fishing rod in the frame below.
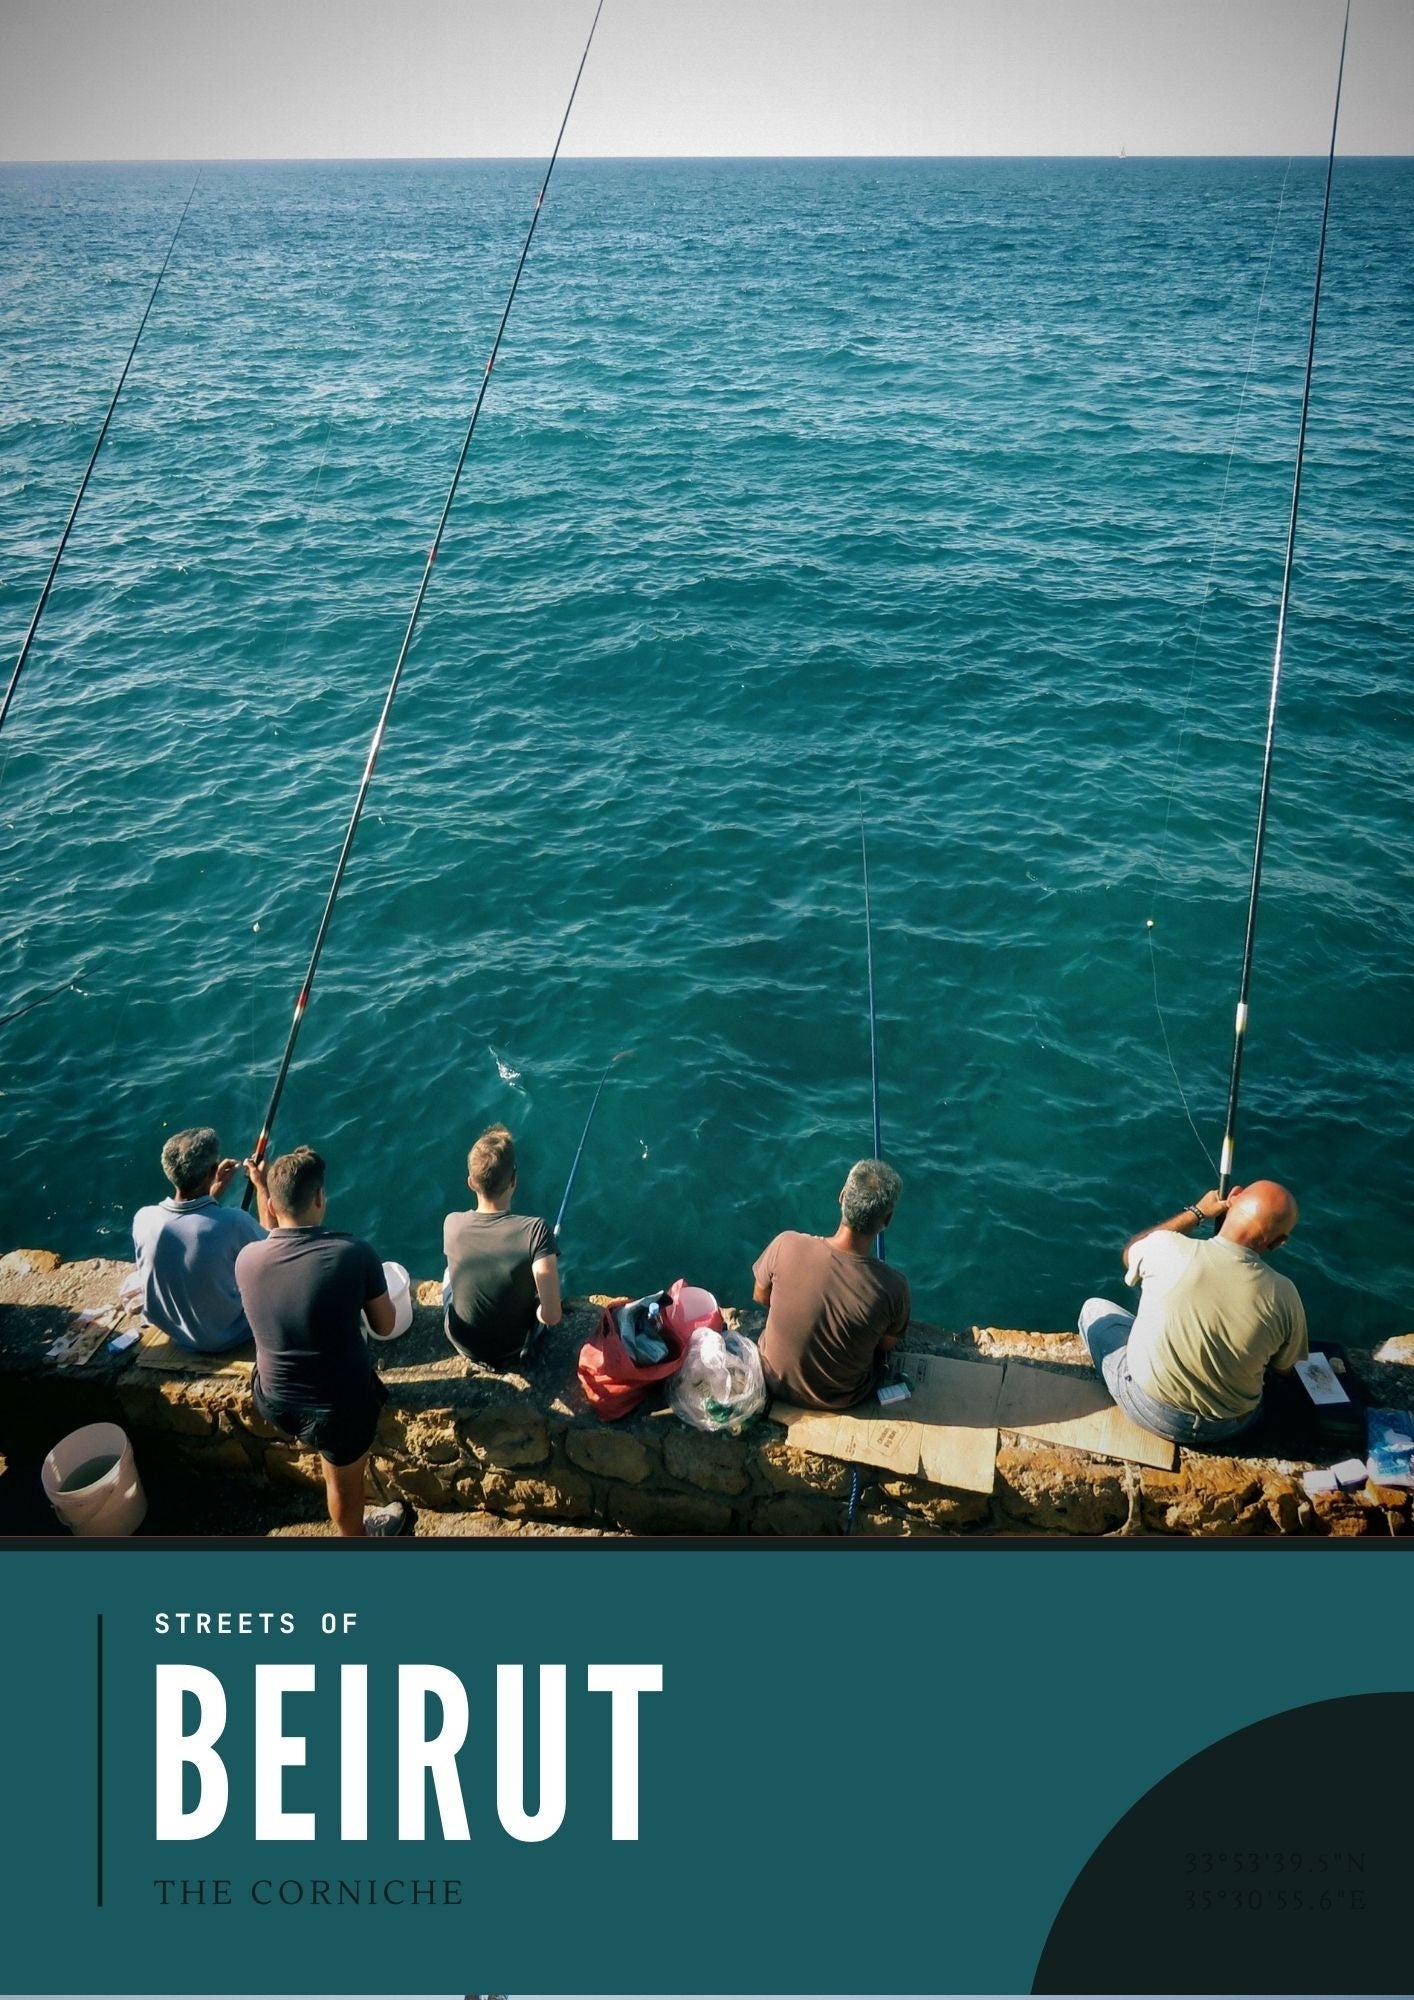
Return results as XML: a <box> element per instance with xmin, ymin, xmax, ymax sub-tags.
<box><xmin>859</xmin><ymin>802</ymin><xmax>885</xmax><ymax>1258</ymax></box>
<box><xmin>846</xmin><ymin>806</ymin><xmax>886</xmax><ymax>1536</ymax></box>
<box><xmin>1216</xmin><ymin>0</ymin><xmax>1350</xmax><ymax>1199</ymax></box>
<box><xmin>0</xmin><ymin>975</ymin><xmax>81</xmax><ymax>1032</ymax></box>
<box><xmin>554</xmin><ymin>1051</ymin><xmax>632</xmax><ymax>1239</ymax></box>
<box><xmin>0</xmin><ymin>172</ymin><xmax>201</xmax><ymax>746</ymax></box>
<box><xmin>241</xmin><ymin>0</ymin><xmax>605</xmax><ymax>1208</ymax></box>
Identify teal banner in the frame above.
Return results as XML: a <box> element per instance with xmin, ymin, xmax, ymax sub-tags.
<box><xmin>0</xmin><ymin>1546</ymin><xmax>1408</xmax><ymax>1993</ymax></box>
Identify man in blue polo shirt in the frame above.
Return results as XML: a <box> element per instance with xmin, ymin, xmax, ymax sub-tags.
<box><xmin>131</xmin><ymin>1126</ymin><xmax>265</xmax><ymax>1353</ymax></box>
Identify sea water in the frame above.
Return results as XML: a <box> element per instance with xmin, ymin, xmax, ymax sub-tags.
<box><xmin>0</xmin><ymin>159</ymin><xmax>1409</xmax><ymax>1341</ymax></box>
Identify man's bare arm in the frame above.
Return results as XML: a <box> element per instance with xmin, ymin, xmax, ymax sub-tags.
<box><xmin>244</xmin><ymin>1156</ymin><xmax>276</xmax><ymax>1231</ymax></box>
<box><xmin>364</xmin><ymin>1290</ymin><xmax>396</xmax><ymax>1339</ymax></box>
<box><xmin>532</xmin><ymin>1253</ymin><xmax>562</xmax><ymax>1327</ymax></box>
<box><xmin>1122</xmin><ymin>1188</ymin><xmax>1230</xmax><ymax>1266</ymax></box>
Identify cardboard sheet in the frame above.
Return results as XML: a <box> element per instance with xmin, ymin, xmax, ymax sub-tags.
<box><xmin>996</xmin><ymin>1361</ymin><xmax>1177</xmax><ymax>1470</ymax></box>
<box><xmin>134</xmin><ymin>1325</ymin><xmax>253</xmax><ymax>1377</ymax></box>
<box><xmin>771</xmin><ymin>1352</ymin><xmax>1004</xmax><ymax>1495</ymax></box>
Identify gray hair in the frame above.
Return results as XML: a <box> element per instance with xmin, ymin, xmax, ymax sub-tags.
<box><xmin>841</xmin><ymin>1158</ymin><xmax>900</xmax><ymax>1235</ymax></box>
<box><xmin>161</xmin><ymin>1125</ymin><xmax>220</xmax><ymax>1194</ymax></box>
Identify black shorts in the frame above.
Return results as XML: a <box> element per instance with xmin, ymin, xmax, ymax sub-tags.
<box><xmin>444</xmin><ymin>1304</ymin><xmax>539</xmax><ymax>1370</ymax></box>
<box><xmin>253</xmin><ymin>1373</ymin><xmax>388</xmax><ymax>1468</ymax></box>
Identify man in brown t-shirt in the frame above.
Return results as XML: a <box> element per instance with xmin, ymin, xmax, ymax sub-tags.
<box><xmin>752</xmin><ymin>1160</ymin><xmax>910</xmax><ymax>1411</ymax></box>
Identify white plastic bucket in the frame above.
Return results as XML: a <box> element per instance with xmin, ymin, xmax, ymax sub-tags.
<box><xmin>664</xmin><ymin>1281</ymin><xmax>722</xmax><ymax>1338</ymax></box>
<box><xmin>363</xmin><ymin>1260</ymin><xmax>412</xmax><ymax>1340</ymax></box>
<box><xmin>41</xmin><ymin>1422</ymin><xmax>147</xmax><ymax>1537</ymax></box>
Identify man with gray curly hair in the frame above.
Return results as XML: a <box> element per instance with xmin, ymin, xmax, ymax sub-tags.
<box><xmin>130</xmin><ymin>1125</ymin><xmax>266</xmax><ymax>1353</ymax></box>
<box><xmin>752</xmin><ymin>1159</ymin><xmax>910</xmax><ymax>1411</ymax></box>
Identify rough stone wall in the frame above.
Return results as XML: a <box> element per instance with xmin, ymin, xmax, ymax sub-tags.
<box><xmin>3</xmin><ymin>1253</ymin><xmax>1411</xmax><ymax>1537</ymax></box>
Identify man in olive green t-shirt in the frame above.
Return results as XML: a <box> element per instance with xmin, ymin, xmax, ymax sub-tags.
<box><xmin>1078</xmin><ymin>1179</ymin><xmax>1307</xmax><ymax>1445</ymax></box>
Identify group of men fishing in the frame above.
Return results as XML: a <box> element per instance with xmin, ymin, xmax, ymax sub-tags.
<box><xmin>130</xmin><ymin>1121</ymin><xmax>1307</xmax><ymax>1536</ymax></box>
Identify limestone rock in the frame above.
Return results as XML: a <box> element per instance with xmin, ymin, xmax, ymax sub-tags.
<box><xmin>404</xmin><ymin>1413</ymin><xmax>462</xmax><ymax>1465</ymax></box>
<box><xmin>973</xmin><ymin>1324</ymin><xmax>1084</xmax><ymax>1367</ymax></box>
<box><xmin>178</xmin><ymin>1435</ymin><xmax>256</xmax><ymax>1475</ymax></box>
<box><xmin>389</xmin><ymin>1466</ymin><xmax>468</xmax><ymax>1508</ymax></box>
<box><xmin>855</xmin><ymin>1506</ymin><xmax>931</xmax><ymax>1536</ymax></box>
<box><xmin>1317</xmin><ymin>1505</ymin><xmax>1381</xmax><ymax>1537</ymax></box>
<box><xmin>605</xmin><ymin>1488</ymin><xmax>733</xmax><ymax>1536</ymax></box>
<box><xmin>150</xmin><ymin>1383</ymin><xmax>219</xmax><ymax>1437</ymax></box>
<box><xmin>481</xmin><ymin>1468</ymin><xmax>593</xmax><ymax>1521</ymax></box>
<box><xmin>663</xmin><ymin>1427</ymin><xmax>751</xmax><ymax>1496</ymax></box>
<box><xmin>751</xmin><ymin>1494</ymin><xmax>843</xmax><ymax>1536</ymax></box>
<box><xmin>264</xmin><ymin>1448</ymin><xmax>327</xmax><ymax>1490</ymax></box>
<box><xmin>752</xmin><ymin>1440</ymin><xmax>853</xmax><ymax>1498</ymax></box>
<box><xmin>879</xmin><ymin>1475</ymin><xmax>991</xmax><ymax>1529</ymax></box>
<box><xmin>997</xmin><ymin>1444</ymin><xmax>1127</xmax><ymax>1534</ymax></box>
<box><xmin>1140</xmin><ymin>1459</ymin><xmax>1294</xmax><ymax>1538</ymax></box>
<box><xmin>115</xmin><ymin>1380</ymin><xmax>168</xmax><ymax>1429</ymax></box>
<box><xmin>0</xmin><ymin>1249</ymin><xmax>62</xmax><ymax>1277</ymax></box>
<box><xmin>463</xmin><ymin>1409</ymin><xmax>551</xmax><ymax>1469</ymax></box>
<box><xmin>565</xmin><ymin>1427</ymin><xmax>656</xmax><ymax>1484</ymax></box>
<box><xmin>374</xmin><ymin>1408</ymin><xmax>409</xmax><ymax>1454</ymax></box>
<box><xmin>1264</xmin><ymin>1482</ymin><xmax>1305</xmax><ymax>1535</ymax></box>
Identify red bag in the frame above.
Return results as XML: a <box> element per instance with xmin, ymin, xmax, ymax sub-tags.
<box><xmin>577</xmin><ymin>1281</ymin><xmax>724</xmax><ymax>1422</ymax></box>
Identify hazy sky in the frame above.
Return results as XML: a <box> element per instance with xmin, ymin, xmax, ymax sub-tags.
<box><xmin>2</xmin><ymin>0</ymin><xmax>1411</xmax><ymax>161</ymax></box>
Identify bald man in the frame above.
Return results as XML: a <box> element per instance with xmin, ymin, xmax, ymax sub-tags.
<box><xmin>1078</xmin><ymin>1180</ymin><xmax>1308</xmax><ymax>1445</ymax></box>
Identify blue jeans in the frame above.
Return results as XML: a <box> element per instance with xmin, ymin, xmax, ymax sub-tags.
<box><xmin>1078</xmin><ymin>1299</ymin><xmax>1257</xmax><ymax>1447</ymax></box>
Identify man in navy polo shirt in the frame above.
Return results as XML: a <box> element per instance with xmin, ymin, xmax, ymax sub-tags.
<box><xmin>238</xmin><ymin>1145</ymin><xmax>408</xmax><ymax>1539</ymax></box>
<box><xmin>131</xmin><ymin>1125</ymin><xmax>265</xmax><ymax>1353</ymax></box>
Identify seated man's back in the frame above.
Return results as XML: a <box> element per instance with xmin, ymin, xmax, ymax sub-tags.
<box><xmin>1078</xmin><ymin>1178</ymin><xmax>1309</xmax><ymax>1448</ymax></box>
<box><xmin>756</xmin><ymin>1231</ymin><xmax>909</xmax><ymax>1410</ymax></box>
<box><xmin>753</xmin><ymin>1162</ymin><xmax>910</xmax><ymax>1412</ymax></box>
<box><xmin>443</xmin><ymin>1124</ymin><xmax>560</xmax><ymax>1369</ymax></box>
<box><xmin>1126</xmin><ymin>1230</ymin><xmax>1306</xmax><ymax>1422</ymax></box>
<box><xmin>445</xmin><ymin>1208</ymin><xmax>555</xmax><ymax>1365</ymax></box>
<box><xmin>132</xmin><ymin>1126</ymin><xmax>263</xmax><ymax>1353</ymax></box>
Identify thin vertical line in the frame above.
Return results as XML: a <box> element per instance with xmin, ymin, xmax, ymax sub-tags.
<box><xmin>96</xmin><ymin>1611</ymin><xmax>105</xmax><ymax>1908</ymax></box>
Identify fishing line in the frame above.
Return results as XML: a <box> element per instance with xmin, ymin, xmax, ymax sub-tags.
<box><xmin>241</xmin><ymin>0</ymin><xmax>605</xmax><ymax>1204</ymax></box>
<box><xmin>554</xmin><ymin>1050</ymin><xmax>633</xmax><ymax>1240</ymax></box>
<box><xmin>1148</xmin><ymin>948</ymin><xmax>1218</xmax><ymax>1178</ymax></box>
<box><xmin>0</xmin><ymin>171</ymin><xmax>202</xmax><ymax>750</ymax></box>
<box><xmin>1217</xmin><ymin>0</ymin><xmax>1350</xmax><ymax>1196</ymax></box>
<box><xmin>1143</xmin><ymin>155</ymin><xmax>1294</xmax><ymax>1177</ymax></box>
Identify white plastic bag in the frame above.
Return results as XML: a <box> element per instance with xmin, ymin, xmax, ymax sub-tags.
<box><xmin>669</xmin><ymin>1325</ymin><xmax>767</xmax><ymax>1435</ymax></box>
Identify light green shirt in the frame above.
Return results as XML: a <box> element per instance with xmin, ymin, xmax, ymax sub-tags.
<box><xmin>1125</xmin><ymin>1231</ymin><xmax>1308</xmax><ymax>1421</ymax></box>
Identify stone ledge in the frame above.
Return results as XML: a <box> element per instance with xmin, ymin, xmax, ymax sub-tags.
<box><xmin>2</xmin><ymin>1254</ymin><xmax>1410</xmax><ymax>1538</ymax></box>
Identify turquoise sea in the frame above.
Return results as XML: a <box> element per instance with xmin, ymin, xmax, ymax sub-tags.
<box><xmin>0</xmin><ymin>158</ymin><xmax>1409</xmax><ymax>1341</ymax></box>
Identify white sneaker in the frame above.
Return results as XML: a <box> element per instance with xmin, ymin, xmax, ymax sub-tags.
<box><xmin>363</xmin><ymin>1501</ymin><xmax>411</xmax><ymax>1538</ymax></box>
